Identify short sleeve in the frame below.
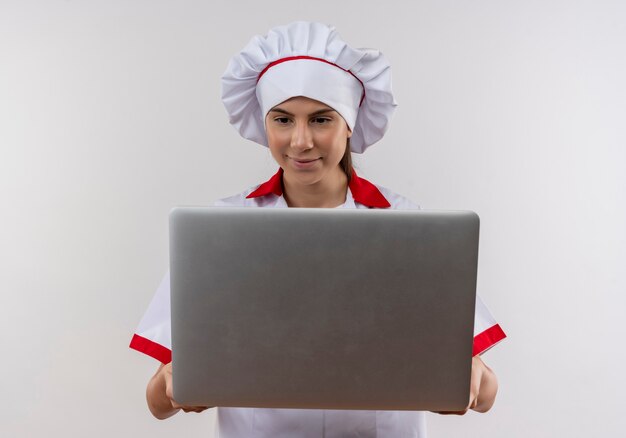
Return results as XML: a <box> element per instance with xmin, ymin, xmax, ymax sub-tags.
<box><xmin>472</xmin><ymin>295</ymin><xmax>506</xmax><ymax>356</ymax></box>
<box><xmin>129</xmin><ymin>270</ymin><xmax>172</xmax><ymax>364</ymax></box>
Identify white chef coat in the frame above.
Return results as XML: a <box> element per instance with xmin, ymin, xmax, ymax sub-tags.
<box><xmin>130</xmin><ymin>168</ymin><xmax>507</xmax><ymax>438</ymax></box>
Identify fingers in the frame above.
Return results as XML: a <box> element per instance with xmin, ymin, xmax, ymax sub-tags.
<box><xmin>164</xmin><ymin>373</ymin><xmax>175</xmax><ymax>402</ymax></box>
<box><xmin>431</xmin><ymin>409</ymin><xmax>469</xmax><ymax>416</ymax></box>
<box><xmin>436</xmin><ymin>381</ymin><xmax>479</xmax><ymax>415</ymax></box>
<box><xmin>466</xmin><ymin>385</ymin><xmax>479</xmax><ymax>412</ymax></box>
<box><xmin>172</xmin><ymin>399</ymin><xmax>210</xmax><ymax>413</ymax></box>
<box><xmin>162</xmin><ymin>363</ymin><xmax>210</xmax><ymax>414</ymax></box>
<box><xmin>162</xmin><ymin>363</ymin><xmax>183</xmax><ymax>411</ymax></box>
<box><xmin>181</xmin><ymin>406</ymin><xmax>210</xmax><ymax>413</ymax></box>
<box><xmin>466</xmin><ymin>355</ymin><xmax>484</xmax><ymax>412</ymax></box>
<box><xmin>468</xmin><ymin>393</ymin><xmax>479</xmax><ymax>410</ymax></box>
<box><xmin>431</xmin><ymin>358</ymin><xmax>482</xmax><ymax>416</ymax></box>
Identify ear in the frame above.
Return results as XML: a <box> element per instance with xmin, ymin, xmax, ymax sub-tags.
<box><xmin>347</xmin><ymin>125</ymin><xmax>353</xmax><ymax>138</ymax></box>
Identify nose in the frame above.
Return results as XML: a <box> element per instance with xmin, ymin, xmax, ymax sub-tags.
<box><xmin>290</xmin><ymin>120</ymin><xmax>314</xmax><ymax>152</ymax></box>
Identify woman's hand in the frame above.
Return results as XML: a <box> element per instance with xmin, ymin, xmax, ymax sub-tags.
<box><xmin>162</xmin><ymin>362</ymin><xmax>211</xmax><ymax>413</ymax></box>
<box><xmin>146</xmin><ymin>362</ymin><xmax>211</xmax><ymax>419</ymax></box>
<box><xmin>432</xmin><ymin>355</ymin><xmax>498</xmax><ymax>415</ymax></box>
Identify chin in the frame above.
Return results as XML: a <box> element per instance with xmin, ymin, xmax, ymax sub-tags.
<box><xmin>285</xmin><ymin>168</ymin><xmax>324</xmax><ymax>185</ymax></box>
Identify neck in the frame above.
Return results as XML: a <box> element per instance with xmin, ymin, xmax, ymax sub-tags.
<box><xmin>283</xmin><ymin>167</ymin><xmax>349</xmax><ymax>208</ymax></box>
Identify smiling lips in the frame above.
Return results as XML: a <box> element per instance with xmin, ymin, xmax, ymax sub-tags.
<box><xmin>292</xmin><ymin>157</ymin><xmax>319</xmax><ymax>163</ymax></box>
<box><xmin>288</xmin><ymin>156</ymin><xmax>321</xmax><ymax>169</ymax></box>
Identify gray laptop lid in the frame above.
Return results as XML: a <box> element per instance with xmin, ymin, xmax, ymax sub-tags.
<box><xmin>170</xmin><ymin>207</ymin><xmax>479</xmax><ymax>411</ymax></box>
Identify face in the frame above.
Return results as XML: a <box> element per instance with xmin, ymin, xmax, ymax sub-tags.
<box><xmin>265</xmin><ymin>96</ymin><xmax>352</xmax><ymax>187</ymax></box>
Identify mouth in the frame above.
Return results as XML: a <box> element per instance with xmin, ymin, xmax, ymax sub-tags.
<box><xmin>287</xmin><ymin>156</ymin><xmax>322</xmax><ymax>169</ymax></box>
<box><xmin>289</xmin><ymin>157</ymin><xmax>321</xmax><ymax>163</ymax></box>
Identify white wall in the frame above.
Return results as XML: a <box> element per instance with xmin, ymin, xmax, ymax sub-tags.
<box><xmin>2</xmin><ymin>1</ymin><xmax>625</xmax><ymax>437</ymax></box>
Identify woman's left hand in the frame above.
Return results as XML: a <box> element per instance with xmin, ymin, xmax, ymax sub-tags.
<box><xmin>432</xmin><ymin>355</ymin><xmax>498</xmax><ymax>415</ymax></box>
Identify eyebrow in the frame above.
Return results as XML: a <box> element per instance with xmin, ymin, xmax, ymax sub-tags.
<box><xmin>268</xmin><ymin>108</ymin><xmax>336</xmax><ymax>117</ymax></box>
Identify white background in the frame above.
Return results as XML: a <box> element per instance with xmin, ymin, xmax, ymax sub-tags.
<box><xmin>2</xmin><ymin>1</ymin><xmax>625</xmax><ymax>437</ymax></box>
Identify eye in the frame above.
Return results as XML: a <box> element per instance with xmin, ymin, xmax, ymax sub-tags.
<box><xmin>273</xmin><ymin>117</ymin><xmax>291</xmax><ymax>125</ymax></box>
<box><xmin>312</xmin><ymin>117</ymin><xmax>332</xmax><ymax>125</ymax></box>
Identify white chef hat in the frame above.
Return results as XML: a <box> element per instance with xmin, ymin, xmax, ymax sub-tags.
<box><xmin>220</xmin><ymin>21</ymin><xmax>398</xmax><ymax>153</ymax></box>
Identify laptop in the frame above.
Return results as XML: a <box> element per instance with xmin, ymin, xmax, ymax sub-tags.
<box><xmin>169</xmin><ymin>207</ymin><xmax>479</xmax><ymax>411</ymax></box>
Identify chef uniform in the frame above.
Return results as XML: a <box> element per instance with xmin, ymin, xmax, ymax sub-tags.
<box><xmin>130</xmin><ymin>21</ymin><xmax>506</xmax><ymax>438</ymax></box>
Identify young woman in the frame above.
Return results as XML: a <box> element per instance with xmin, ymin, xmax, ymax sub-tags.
<box><xmin>130</xmin><ymin>21</ymin><xmax>506</xmax><ymax>437</ymax></box>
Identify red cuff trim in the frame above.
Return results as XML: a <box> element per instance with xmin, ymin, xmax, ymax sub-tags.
<box><xmin>473</xmin><ymin>324</ymin><xmax>506</xmax><ymax>357</ymax></box>
<box><xmin>246</xmin><ymin>168</ymin><xmax>391</xmax><ymax>209</ymax></box>
<box><xmin>129</xmin><ymin>334</ymin><xmax>172</xmax><ymax>364</ymax></box>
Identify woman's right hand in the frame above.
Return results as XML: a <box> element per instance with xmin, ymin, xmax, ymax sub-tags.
<box><xmin>147</xmin><ymin>362</ymin><xmax>211</xmax><ymax>419</ymax></box>
<box><xmin>161</xmin><ymin>362</ymin><xmax>211</xmax><ymax>413</ymax></box>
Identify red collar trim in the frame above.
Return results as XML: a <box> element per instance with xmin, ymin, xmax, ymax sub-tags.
<box><xmin>246</xmin><ymin>168</ymin><xmax>391</xmax><ymax>209</ymax></box>
<box><xmin>247</xmin><ymin>168</ymin><xmax>284</xmax><ymax>198</ymax></box>
<box><xmin>348</xmin><ymin>170</ymin><xmax>391</xmax><ymax>208</ymax></box>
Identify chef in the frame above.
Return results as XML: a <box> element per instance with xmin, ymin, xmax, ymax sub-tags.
<box><xmin>130</xmin><ymin>21</ymin><xmax>507</xmax><ymax>437</ymax></box>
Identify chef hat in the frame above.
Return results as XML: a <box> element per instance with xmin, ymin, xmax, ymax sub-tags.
<box><xmin>220</xmin><ymin>21</ymin><xmax>398</xmax><ymax>153</ymax></box>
